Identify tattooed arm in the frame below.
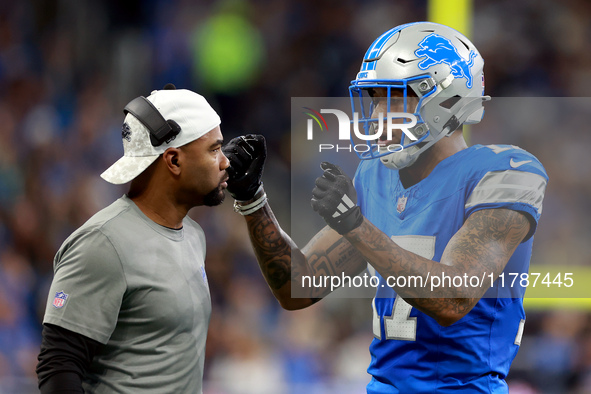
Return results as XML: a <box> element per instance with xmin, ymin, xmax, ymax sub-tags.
<box><xmin>222</xmin><ymin>135</ymin><xmax>367</xmax><ymax>309</ymax></box>
<box><xmin>244</xmin><ymin>202</ymin><xmax>367</xmax><ymax>310</ymax></box>
<box><xmin>344</xmin><ymin>208</ymin><xmax>531</xmax><ymax>326</ymax></box>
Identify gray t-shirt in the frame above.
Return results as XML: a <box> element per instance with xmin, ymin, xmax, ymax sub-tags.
<box><xmin>43</xmin><ymin>195</ymin><xmax>211</xmax><ymax>393</ymax></box>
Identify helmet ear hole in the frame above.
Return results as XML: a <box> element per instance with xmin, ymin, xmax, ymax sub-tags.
<box><xmin>439</xmin><ymin>95</ymin><xmax>462</xmax><ymax>109</ymax></box>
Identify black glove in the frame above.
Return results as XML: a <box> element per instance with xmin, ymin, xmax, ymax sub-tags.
<box><xmin>311</xmin><ymin>162</ymin><xmax>363</xmax><ymax>235</ymax></box>
<box><xmin>222</xmin><ymin>134</ymin><xmax>266</xmax><ymax>200</ymax></box>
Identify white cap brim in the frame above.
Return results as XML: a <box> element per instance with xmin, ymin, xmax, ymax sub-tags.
<box><xmin>100</xmin><ymin>155</ymin><xmax>160</xmax><ymax>185</ymax></box>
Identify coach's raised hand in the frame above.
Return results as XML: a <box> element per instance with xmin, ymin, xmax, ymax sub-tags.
<box><xmin>311</xmin><ymin>162</ymin><xmax>363</xmax><ymax>235</ymax></box>
<box><xmin>222</xmin><ymin>134</ymin><xmax>266</xmax><ymax>201</ymax></box>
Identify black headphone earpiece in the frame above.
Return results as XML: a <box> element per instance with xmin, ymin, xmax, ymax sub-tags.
<box><xmin>123</xmin><ymin>86</ymin><xmax>181</xmax><ymax>147</ymax></box>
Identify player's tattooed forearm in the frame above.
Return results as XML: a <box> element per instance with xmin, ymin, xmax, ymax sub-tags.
<box><xmin>307</xmin><ymin>236</ymin><xmax>357</xmax><ymax>275</ymax></box>
<box><xmin>412</xmin><ymin>209</ymin><xmax>530</xmax><ymax>316</ymax></box>
<box><xmin>344</xmin><ymin>209</ymin><xmax>530</xmax><ymax>318</ymax></box>
<box><xmin>346</xmin><ymin>221</ymin><xmax>479</xmax><ymax>316</ymax></box>
<box><xmin>265</xmin><ymin>257</ymin><xmax>291</xmax><ymax>290</ymax></box>
<box><xmin>246</xmin><ymin>206</ymin><xmax>291</xmax><ymax>290</ymax></box>
<box><xmin>346</xmin><ymin>221</ymin><xmax>425</xmax><ymax>274</ymax></box>
<box><xmin>246</xmin><ymin>206</ymin><xmax>367</xmax><ymax>299</ymax></box>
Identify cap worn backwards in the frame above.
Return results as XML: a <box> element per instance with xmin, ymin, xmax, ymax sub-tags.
<box><xmin>100</xmin><ymin>88</ymin><xmax>221</xmax><ymax>184</ymax></box>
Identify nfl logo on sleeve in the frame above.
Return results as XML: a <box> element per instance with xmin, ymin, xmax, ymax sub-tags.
<box><xmin>52</xmin><ymin>291</ymin><xmax>69</xmax><ymax>308</ymax></box>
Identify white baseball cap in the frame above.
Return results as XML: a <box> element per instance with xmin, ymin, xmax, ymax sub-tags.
<box><xmin>100</xmin><ymin>88</ymin><xmax>221</xmax><ymax>184</ymax></box>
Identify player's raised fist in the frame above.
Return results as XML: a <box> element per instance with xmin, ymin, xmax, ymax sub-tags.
<box><xmin>222</xmin><ymin>134</ymin><xmax>266</xmax><ymax>200</ymax></box>
<box><xmin>311</xmin><ymin>162</ymin><xmax>363</xmax><ymax>234</ymax></box>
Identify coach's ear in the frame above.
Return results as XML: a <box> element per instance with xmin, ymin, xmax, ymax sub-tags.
<box><xmin>162</xmin><ymin>147</ymin><xmax>182</xmax><ymax>176</ymax></box>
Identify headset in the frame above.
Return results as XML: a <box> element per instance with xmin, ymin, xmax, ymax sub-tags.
<box><xmin>123</xmin><ymin>84</ymin><xmax>181</xmax><ymax>147</ymax></box>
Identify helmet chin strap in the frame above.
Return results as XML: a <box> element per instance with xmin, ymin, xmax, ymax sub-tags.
<box><xmin>378</xmin><ymin>123</ymin><xmax>425</xmax><ymax>170</ymax></box>
<box><xmin>378</xmin><ymin>122</ymin><xmax>457</xmax><ymax>170</ymax></box>
<box><xmin>379</xmin><ymin>146</ymin><xmax>419</xmax><ymax>169</ymax></box>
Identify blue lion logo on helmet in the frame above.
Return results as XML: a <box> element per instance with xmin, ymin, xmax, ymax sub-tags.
<box><xmin>414</xmin><ymin>33</ymin><xmax>477</xmax><ymax>88</ymax></box>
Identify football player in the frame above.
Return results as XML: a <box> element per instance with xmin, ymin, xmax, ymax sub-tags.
<box><xmin>224</xmin><ymin>22</ymin><xmax>548</xmax><ymax>393</ymax></box>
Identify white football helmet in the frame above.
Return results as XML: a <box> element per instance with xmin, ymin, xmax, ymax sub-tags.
<box><xmin>349</xmin><ymin>22</ymin><xmax>490</xmax><ymax>169</ymax></box>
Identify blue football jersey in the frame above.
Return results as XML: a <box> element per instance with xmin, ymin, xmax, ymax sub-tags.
<box><xmin>354</xmin><ymin>144</ymin><xmax>548</xmax><ymax>393</ymax></box>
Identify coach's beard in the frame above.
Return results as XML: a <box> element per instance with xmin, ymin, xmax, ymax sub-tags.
<box><xmin>203</xmin><ymin>183</ymin><xmax>226</xmax><ymax>206</ymax></box>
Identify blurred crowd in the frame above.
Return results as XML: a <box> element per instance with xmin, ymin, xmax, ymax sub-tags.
<box><xmin>0</xmin><ymin>0</ymin><xmax>590</xmax><ymax>393</ymax></box>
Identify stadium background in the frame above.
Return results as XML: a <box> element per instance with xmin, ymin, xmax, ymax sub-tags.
<box><xmin>0</xmin><ymin>0</ymin><xmax>590</xmax><ymax>392</ymax></box>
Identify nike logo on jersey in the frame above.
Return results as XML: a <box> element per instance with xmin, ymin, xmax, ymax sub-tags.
<box><xmin>510</xmin><ymin>158</ymin><xmax>532</xmax><ymax>168</ymax></box>
<box><xmin>332</xmin><ymin>194</ymin><xmax>355</xmax><ymax>218</ymax></box>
